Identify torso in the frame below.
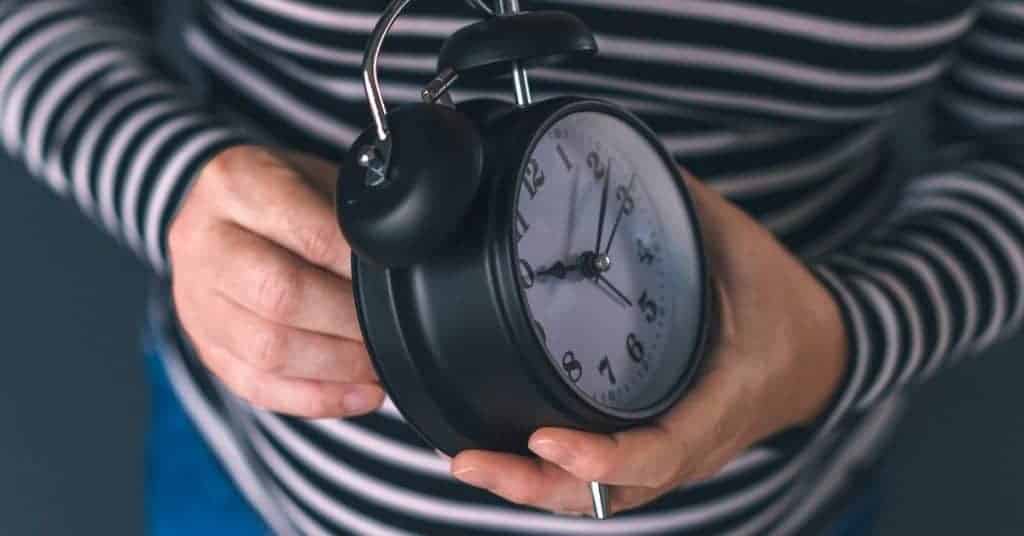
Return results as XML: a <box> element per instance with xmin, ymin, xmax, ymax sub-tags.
<box><xmin>161</xmin><ymin>1</ymin><xmax>978</xmax><ymax>533</ymax></box>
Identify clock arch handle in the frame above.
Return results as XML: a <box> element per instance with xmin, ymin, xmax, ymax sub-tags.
<box><xmin>361</xmin><ymin>0</ymin><xmax>416</xmax><ymax>143</ymax></box>
<box><xmin>362</xmin><ymin>0</ymin><xmax>547</xmax><ymax>141</ymax></box>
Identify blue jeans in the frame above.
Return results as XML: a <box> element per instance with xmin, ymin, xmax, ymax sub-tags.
<box><xmin>144</xmin><ymin>349</ymin><xmax>268</xmax><ymax>536</ymax></box>
<box><xmin>144</xmin><ymin>350</ymin><xmax>878</xmax><ymax>535</ymax></box>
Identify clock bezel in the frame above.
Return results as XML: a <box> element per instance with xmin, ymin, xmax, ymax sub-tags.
<box><xmin>349</xmin><ymin>97</ymin><xmax>711</xmax><ymax>457</ymax></box>
<box><xmin>497</xmin><ymin>98</ymin><xmax>712</xmax><ymax>422</ymax></box>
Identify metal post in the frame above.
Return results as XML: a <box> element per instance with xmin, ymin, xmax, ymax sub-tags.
<box><xmin>495</xmin><ymin>0</ymin><xmax>533</xmax><ymax>106</ymax></box>
<box><xmin>495</xmin><ymin>0</ymin><xmax>604</xmax><ymax>519</ymax></box>
<box><xmin>589</xmin><ymin>481</ymin><xmax>611</xmax><ymax>520</ymax></box>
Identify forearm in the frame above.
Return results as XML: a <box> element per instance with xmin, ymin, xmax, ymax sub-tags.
<box><xmin>0</xmin><ymin>0</ymin><xmax>253</xmax><ymax>272</ymax></box>
<box><xmin>813</xmin><ymin>157</ymin><xmax>1022</xmax><ymax>411</ymax></box>
<box><xmin>799</xmin><ymin>2</ymin><xmax>1024</xmax><ymax>432</ymax></box>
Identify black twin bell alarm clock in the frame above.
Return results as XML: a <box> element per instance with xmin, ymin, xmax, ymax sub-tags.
<box><xmin>335</xmin><ymin>0</ymin><xmax>712</xmax><ymax>519</ymax></box>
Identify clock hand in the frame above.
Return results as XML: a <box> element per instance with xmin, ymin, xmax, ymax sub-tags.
<box><xmin>536</xmin><ymin>260</ymin><xmax>580</xmax><ymax>280</ymax></box>
<box><xmin>602</xmin><ymin>176</ymin><xmax>635</xmax><ymax>257</ymax></box>
<box><xmin>594</xmin><ymin>158</ymin><xmax>612</xmax><ymax>254</ymax></box>
<box><xmin>602</xmin><ymin>203</ymin><xmax>627</xmax><ymax>257</ymax></box>
<box><xmin>593</xmin><ymin>274</ymin><xmax>633</xmax><ymax>307</ymax></box>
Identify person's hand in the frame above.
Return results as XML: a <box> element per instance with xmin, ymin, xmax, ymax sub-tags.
<box><xmin>450</xmin><ymin>171</ymin><xmax>848</xmax><ymax>515</ymax></box>
<box><xmin>169</xmin><ymin>145</ymin><xmax>384</xmax><ymax>418</ymax></box>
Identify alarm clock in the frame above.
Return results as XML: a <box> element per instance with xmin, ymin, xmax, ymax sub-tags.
<box><xmin>335</xmin><ymin>0</ymin><xmax>712</xmax><ymax>518</ymax></box>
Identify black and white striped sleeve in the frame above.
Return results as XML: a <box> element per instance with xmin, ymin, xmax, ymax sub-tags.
<box><xmin>0</xmin><ymin>0</ymin><xmax>254</xmax><ymax>273</ymax></box>
<box><xmin>810</xmin><ymin>1</ymin><xmax>1024</xmax><ymax>431</ymax></box>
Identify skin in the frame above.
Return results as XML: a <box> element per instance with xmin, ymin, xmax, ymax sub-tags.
<box><xmin>170</xmin><ymin>147</ymin><xmax>847</xmax><ymax>515</ymax></box>
<box><xmin>170</xmin><ymin>146</ymin><xmax>385</xmax><ymax>418</ymax></box>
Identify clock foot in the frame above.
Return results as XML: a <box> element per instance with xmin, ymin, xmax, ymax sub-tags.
<box><xmin>589</xmin><ymin>481</ymin><xmax>611</xmax><ymax>519</ymax></box>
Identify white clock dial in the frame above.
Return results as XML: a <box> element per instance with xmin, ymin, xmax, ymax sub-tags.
<box><xmin>514</xmin><ymin>111</ymin><xmax>705</xmax><ymax>415</ymax></box>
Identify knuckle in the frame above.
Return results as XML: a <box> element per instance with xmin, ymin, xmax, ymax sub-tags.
<box><xmin>252</xmin><ymin>326</ymin><xmax>289</xmax><ymax>373</ymax></box>
<box><xmin>259</xmin><ymin>165</ymin><xmax>306</xmax><ymax>201</ymax></box>
<box><xmin>200</xmin><ymin>146</ymin><xmax>247</xmax><ymax>190</ymax></box>
<box><xmin>211</xmin><ymin>146</ymin><xmax>276</xmax><ymax>198</ymax></box>
<box><xmin>255</xmin><ymin>263</ymin><xmax>302</xmax><ymax>319</ymax></box>
<box><xmin>299</xmin><ymin>224</ymin><xmax>339</xmax><ymax>267</ymax></box>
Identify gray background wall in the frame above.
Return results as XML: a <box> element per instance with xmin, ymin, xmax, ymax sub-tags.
<box><xmin>1</xmin><ymin>155</ymin><xmax>1023</xmax><ymax>536</ymax></box>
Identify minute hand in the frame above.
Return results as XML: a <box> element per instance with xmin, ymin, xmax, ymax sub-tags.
<box><xmin>603</xmin><ymin>176</ymin><xmax>635</xmax><ymax>256</ymax></box>
<box><xmin>602</xmin><ymin>200</ymin><xmax>627</xmax><ymax>257</ymax></box>
<box><xmin>594</xmin><ymin>159</ymin><xmax>612</xmax><ymax>253</ymax></box>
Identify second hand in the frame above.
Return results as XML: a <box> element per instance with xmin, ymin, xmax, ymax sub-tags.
<box><xmin>594</xmin><ymin>274</ymin><xmax>632</xmax><ymax>307</ymax></box>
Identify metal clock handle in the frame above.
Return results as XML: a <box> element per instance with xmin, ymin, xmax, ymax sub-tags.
<box><xmin>492</xmin><ymin>0</ymin><xmax>611</xmax><ymax>521</ymax></box>
<box><xmin>361</xmin><ymin>0</ymin><xmax>532</xmax><ymax>141</ymax></box>
<box><xmin>360</xmin><ymin>0</ymin><xmax>414</xmax><ymax>143</ymax></box>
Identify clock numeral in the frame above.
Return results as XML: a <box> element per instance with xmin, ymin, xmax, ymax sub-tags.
<box><xmin>562</xmin><ymin>351</ymin><xmax>583</xmax><ymax>383</ymax></box>
<box><xmin>514</xmin><ymin>210</ymin><xmax>530</xmax><ymax>243</ymax></box>
<box><xmin>598</xmin><ymin>356</ymin><xmax>617</xmax><ymax>385</ymax></box>
<box><xmin>616</xmin><ymin>185</ymin><xmax>634</xmax><ymax>215</ymax></box>
<box><xmin>586</xmin><ymin>151</ymin><xmax>609</xmax><ymax>180</ymax></box>
<box><xmin>556</xmin><ymin>144</ymin><xmax>573</xmax><ymax>172</ymax></box>
<box><xmin>639</xmin><ymin>290</ymin><xmax>659</xmax><ymax>323</ymax></box>
<box><xmin>522</xmin><ymin>158</ymin><xmax>545</xmax><ymax>199</ymax></box>
<box><xmin>637</xmin><ymin>239</ymin><xmax>656</xmax><ymax>265</ymax></box>
<box><xmin>626</xmin><ymin>333</ymin><xmax>645</xmax><ymax>362</ymax></box>
<box><xmin>518</xmin><ymin>259</ymin><xmax>536</xmax><ymax>288</ymax></box>
<box><xmin>553</xmin><ymin>127</ymin><xmax>568</xmax><ymax>139</ymax></box>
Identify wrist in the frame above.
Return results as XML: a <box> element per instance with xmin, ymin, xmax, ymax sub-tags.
<box><xmin>787</xmin><ymin>268</ymin><xmax>850</xmax><ymax>428</ymax></box>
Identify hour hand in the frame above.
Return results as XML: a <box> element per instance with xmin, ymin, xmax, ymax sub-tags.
<box><xmin>536</xmin><ymin>260</ymin><xmax>580</xmax><ymax>280</ymax></box>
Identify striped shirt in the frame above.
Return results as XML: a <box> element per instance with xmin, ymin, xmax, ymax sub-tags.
<box><xmin>2</xmin><ymin>0</ymin><xmax>1023</xmax><ymax>534</ymax></box>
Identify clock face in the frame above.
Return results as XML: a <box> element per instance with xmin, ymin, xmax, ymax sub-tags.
<box><xmin>513</xmin><ymin>110</ymin><xmax>706</xmax><ymax>416</ymax></box>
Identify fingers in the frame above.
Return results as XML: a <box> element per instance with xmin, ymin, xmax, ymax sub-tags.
<box><xmin>207</xmin><ymin>146</ymin><xmax>351</xmax><ymax>277</ymax></box>
<box><xmin>206</xmin><ymin>223</ymin><xmax>362</xmax><ymax>341</ymax></box>
<box><xmin>175</xmin><ymin>283</ymin><xmax>382</xmax><ymax>418</ymax></box>
<box><xmin>451</xmin><ymin>451</ymin><xmax>595</xmax><ymax>515</ymax></box>
<box><xmin>197</xmin><ymin>341</ymin><xmax>384</xmax><ymax>418</ymax></box>
<box><xmin>527</xmin><ymin>426</ymin><xmax>680</xmax><ymax>489</ymax></box>
<box><xmin>169</xmin><ymin>146</ymin><xmax>382</xmax><ymax>419</ymax></box>
<box><xmin>190</xmin><ymin>292</ymin><xmax>375</xmax><ymax>383</ymax></box>
<box><xmin>528</xmin><ymin>360</ymin><xmax>755</xmax><ymax>492</ymax></box>
<box><xmin>451</xmin><ymin>451</ymin><xmax>669</xmax><ymax>516</ymax></box>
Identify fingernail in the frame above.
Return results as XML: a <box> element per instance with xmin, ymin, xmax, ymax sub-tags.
<box><xmin>452</xmin><ymin>466</ymin><xmax>495</xmax><ymax>490</ymax></box>
<box><xmin>529</xmin><ymin>439</ymin><xmax>574</xmax><ymax>467</ymax></box>
<box><xmin>343</xmin><ymin>388</ymin><xmax>377</xmax><ymax>415</ymax></box>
